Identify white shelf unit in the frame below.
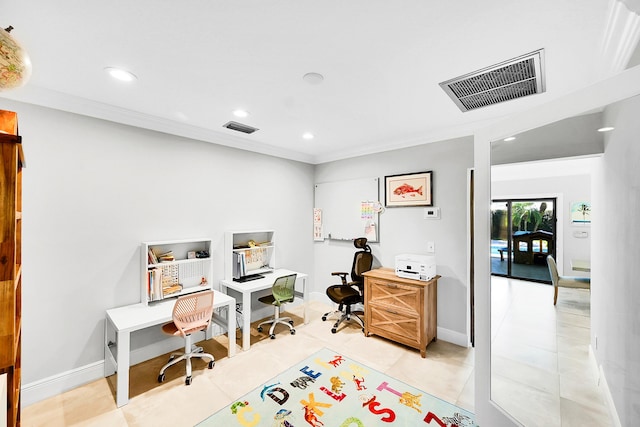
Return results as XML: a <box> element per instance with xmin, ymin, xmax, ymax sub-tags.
<box><xmin>141</xmin><ymin>238</ymin><xmax>213</xmax><ymax>305</ymax></box>
<box><xmin>224</xmin><ymin>230</ymin><xmax>275</xmax><ymax>281</ymax></box>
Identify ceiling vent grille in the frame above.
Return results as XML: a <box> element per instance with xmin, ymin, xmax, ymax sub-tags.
<box><xmin>223</xmin><ymin>121</ymin><xmax>259</xmax><ymax>134</ymax></box>
<box><xmin>439</xmin><ymin>49</ymin><xmax>545</xmax><ymax>112</ymax></box>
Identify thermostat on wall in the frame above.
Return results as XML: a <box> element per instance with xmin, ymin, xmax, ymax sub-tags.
<box><xmin>424</xmin><ymin>207</ymin><xmax>440</xmax><ymax>219</ymax></box>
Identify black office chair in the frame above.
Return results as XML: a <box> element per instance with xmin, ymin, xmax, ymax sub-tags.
<box><xmin>322</xmin><ymin>238</ymin><xmax>373</xmax><ymax>333</ymax></box>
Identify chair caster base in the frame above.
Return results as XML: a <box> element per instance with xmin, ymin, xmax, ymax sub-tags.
<box><xmin>257</xmin><ymin>326</ymin><xmax>263</xmax><ymax>332</ymax></box>
<box><xmin>291</xmin><ymin>329</ymin><xmax>296</xmax><ymax>335</ymax></box>
<box><xmin>208</xmin><ymin>360</ymin><xmax>215</xmax><ymax>369</ymax></box>
<box><xmin>185</xmin><ymin>376</ymin><xmax>192</xmax><ymax>386</ymax></box>
<box><xmin>331</xmin><ymin>328</ymin><xmax>337</xmax><ymax>334</ymax></box>
<box><xmin>322</xmin><ymin>315</ymin><xmax>327</xmax><ymax>321</ymax></box>
<box><xmin>158</xmin><ymin>373</ymin><xmax>165</xmax><ymax>383</ymax></box>
<box><xmin>270</xmin><ymin>334</ymin><xmax>276</xmax><ymax>339</ymax></box>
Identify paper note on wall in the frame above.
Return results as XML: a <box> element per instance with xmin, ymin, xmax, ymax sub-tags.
<box><xmin>365</xmin><ymin>221</ymin><xmax>376</xmax><ymax>241</ymax></box>
<box><xmin>313</xmin><ymin>208</ymin><xmax>323</xmax><ymax>241</ymax></box>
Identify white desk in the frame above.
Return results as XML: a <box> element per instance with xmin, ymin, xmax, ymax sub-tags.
<box><xmin>104</xmin><ymin>289</ymin><xmax>235</xmax><ymax>407</ymax></box>
<box><xmin>220</xmin><ymin>269</ymin><xmax>308</xmax><ymax>351</ymax></box>
<box><xmin>571</xmin><ymin>259</ymin><xmax>591</xmax><ymax>272</ymax></box>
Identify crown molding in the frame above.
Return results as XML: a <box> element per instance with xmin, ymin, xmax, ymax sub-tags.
<box><xmin>0</xmin><ymin>85</ymin><xmax>317</xmax><ymax>164</ymax></box>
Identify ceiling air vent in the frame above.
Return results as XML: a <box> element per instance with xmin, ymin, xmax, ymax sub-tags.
<box><xmin>223</xmin><ymin>121</ymin><xmax>259</xmax><ymax>134</ymax></box>
<box><xmin>439</xmin><ymin>49</ymin><xmax>545</xmax><ymax>112</ymax></box>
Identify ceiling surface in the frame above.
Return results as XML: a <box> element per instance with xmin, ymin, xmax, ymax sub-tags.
<box><xmin>2</xmin><ymin>0</ymin><xmax>638</xmax><ymax>164</ymax></box>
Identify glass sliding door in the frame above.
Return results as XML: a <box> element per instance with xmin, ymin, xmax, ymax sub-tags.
<box><xmin>491</xmin><ymin>198</ymin><xmax>556</xmax><ymax>283</ymax></box>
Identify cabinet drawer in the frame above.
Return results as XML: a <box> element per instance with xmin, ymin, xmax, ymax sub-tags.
<box><xmin>368</xmin><ymin>305</ymin><xmax>420</xmax><ymax>345</ymax></box>
<box><xmin>368</xmin><ymin>278</ymin><xmax>421</xmax><ymax>315</ymax></box>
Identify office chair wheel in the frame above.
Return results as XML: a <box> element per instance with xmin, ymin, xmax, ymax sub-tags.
<box><xmin>208</xmin><ymin>360</ymin><xmax>215</xmax><ymax>369</ymax></box>
<box><xmin>158</xmin><ymin>373</ymin><xmax>165</xmax><ymax>383</ymax></box>
<box><xmin>331</xmin><ymin>328</ymin><xmax>337</xmax><ymax>334</ymax></box>
<box><xmin>257</xmin><ymin>326</ymin><xmax>263</xmax><ymax>332</ymax></box>
<box><xmin>270</xmin><ymin>334</ymin><xmax>276</xmax><ymax>339</ymax></box>
<box><xmin>291</xmin><ymin>329</ymin><xmax>296</xmax><ymax>335</ymax></box>
<box><xmin>322</xmin><ymin>315</ymin><xmax>327</xmax><ymax>321</ymax></box>
<box><xmin>288</xmin><ymin>320</ymin><xmax>294</xmax><ymax>325</ymax></box>
<box><xmin>185</xmin><ymin>376</ymin><xmax>192</xmax><ymax>386</ymax></box>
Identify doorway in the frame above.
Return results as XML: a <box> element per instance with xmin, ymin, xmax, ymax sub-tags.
<box><xmin>491</xmin><ymin>198</ymin><xmax>556</xmax><ymax>283</ymax></box>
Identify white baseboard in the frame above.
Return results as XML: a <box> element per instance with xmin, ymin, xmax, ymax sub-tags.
<box><xmin>23</xmin><ymin>331</ymin><xmax>209</xmax><ymax>408</ymax></box>
<box><xmin>589</xmin><ymin>345</ymin><xmax>622</xmax><ymax>427</ymax></box>
<box><xmin>437</xmin><ymin>327</ymin><xmax>470</xmax><ymax>347</ymax></box>
<box><xmin>22</xmin><ymin>361</ymin><xmax>105</xmax><ymax>408</ymax></box>
<box><xmin>312</xmin><ymin>291</ymin><xmax>470</xmax><ymax>347</ymax></box>
<box><xmin>22</xmin><ymin>301</ymin><xmax>471</xmax><ymax>407</ymax></box>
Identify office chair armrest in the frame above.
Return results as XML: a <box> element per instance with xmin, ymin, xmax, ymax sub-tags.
<box><xmin>331</xmin><ymin>271</ymin><xmax>349</xmax><ymax>285</ymax></box>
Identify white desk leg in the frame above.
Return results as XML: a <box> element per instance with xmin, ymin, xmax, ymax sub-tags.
<box><xmin>116</xmin><ymin>329</ymin><xmax>130</xmax><ymax>407</ymax></box>
<box><xmin>242</xmin><ymin>291</ymin><xmax>251</xmax><ymax>351</ymax></box>
<box><xmin>227</xmin><ymin>300</ymin><xmax>236</xmax><ymax>357</ymax></box>
<box><xmin>302</xmin><ymin>276</ymin><xmax>309</xmax><ymax>324</ymax></box>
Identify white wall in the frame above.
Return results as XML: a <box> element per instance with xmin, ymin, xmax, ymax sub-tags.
<box><xmin>592</xmin><ymin>94</ymin><xmax>640</xmax><ymax>426</ymax></box>
<box><xmin>1</xmin><ymin>99</ymin><xmax>315</xmax><ymax>394</ymax></box>
<box><xmin>473</xmin><ymin>65</ymin><xmax>640</xmax><ymax>426</ymax></box>
<box><xmin>4</xmin><ymin>97</ymin><xmax>474</xmax><ymax>406</ymax></box>
<box><xmin>314</xmin><ymin>137</ymin><xmax>474</xmax><ymax>343</ymax></box>
<box><xmin>492</xmin><ymin>170</ymin><xmax>593</xmax><ymax>278</ymax></box>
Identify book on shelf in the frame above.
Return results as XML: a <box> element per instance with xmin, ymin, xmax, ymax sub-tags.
<box><xmin>148</xmin><ymin>248</ymin><xmax>158</xmax><ymax>264</ymax></box>
<box><xmin>148</xmin><ymin>267</ymin><xmax>163</xmax><ymax>301</ymax></box>
<box><xmin>157</xmin><ymin>250</ymin><xmax>175</xmax><ymax>262</ymax></box>
<box><xmin>162</xmin><ymin>284</ymin><xmax>183</xmax><ymax>297</ymax></box>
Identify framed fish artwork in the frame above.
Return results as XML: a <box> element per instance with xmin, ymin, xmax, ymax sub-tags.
<box><xmin>385</xmin><ymin>171</ymin><xmax>433</xmax><ymax>207</ymax></box>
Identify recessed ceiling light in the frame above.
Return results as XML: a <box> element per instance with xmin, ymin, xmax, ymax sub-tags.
<box><xmin>503</xmin><ymin>136</ymin><xmax>516</xmax><ymax>142</ymax></box>
<box><xmin>105</xmin><ymin>67</ymin><xmax>137</xmax><ymax>82</ymax></box>
<box><xmin>233</xmin><ymin>109</ymin><xmax>249</xmax><ymax>118</ymax></box>
<box><xmin>597</xmin><ymin>126</ymin><xmax>614</xmax><ymax>132</ymax></box>
<box><xmin>303</xmin><ymin>72</ymin><xmax>324</xmax><ymax>85</ymax></box>
<box><xmin>302</xmin><ymin>132</ymin><xmax>314</xmax><ymax>140</ymax></box>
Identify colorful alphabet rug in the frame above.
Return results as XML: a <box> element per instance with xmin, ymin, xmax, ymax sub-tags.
<box><xmin>197</xmin><ymin>347</ymin><xmax>478</xmax><ymax>427</ymax></box>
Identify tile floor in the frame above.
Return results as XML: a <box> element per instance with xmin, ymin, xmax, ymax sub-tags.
<box><xmin>491</xmin><ymin>276</ymin><xmax>612</xmax><ymax>426</ymax></box>
<box><xmin>21</xmin><ymin>282</ymin><xmax>612</xmax><ymax>426</ymax></box>
<box><xmin>21</xmin><ymin>301</ymin><xmax>474</xmax><ymax>427</ymax></box>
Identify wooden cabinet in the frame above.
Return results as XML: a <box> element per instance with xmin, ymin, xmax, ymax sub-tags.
<box><xmin>0</xmin><ymin>118</ymin><xmax>25</xmax><ymax>427</ymax></box>
<box><xmin>363</xmin><ymin>268</ymin><xmax>439</xmax><ymax>358</ymax></box>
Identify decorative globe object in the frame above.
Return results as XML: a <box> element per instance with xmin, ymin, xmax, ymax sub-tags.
<box><xmin>0</xmin><ymin>26</ymin><xmax>32</xmax><ymax>91</ymax></box>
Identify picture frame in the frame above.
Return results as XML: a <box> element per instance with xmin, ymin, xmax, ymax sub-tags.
<box><xmin>385</xmin><ymin>171</ymin><xmax>433</xmax><ymax>207</ymax></box>
<box><xmin>570</xmin><ymin>201</ymin><xmax>591</xmax><ymax>224</ymax></box>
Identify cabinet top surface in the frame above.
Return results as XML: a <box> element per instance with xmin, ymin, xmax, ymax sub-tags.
<box><xmin>363</xmin><ymin>267</ymin><xmax>439</xmax><ymax>286</ymax></box>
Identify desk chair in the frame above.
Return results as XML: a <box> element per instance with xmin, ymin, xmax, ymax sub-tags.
<box><xmin>546</xmin><ymin>255</ymin><xmax>591</xmax><ymax>305</ymax></box>
<box><xmin>322</xmin><ymin>237</ymin><xmax>373</xmax><ymax>333</ymax></box>
<box><xmin>158</xmin><ymin>290</ymin><xmax>215</xmax><ymax>385</ymax></box>
<box><xmin>257</xmin><ymin>274</ymin><xmax>297</xmax><ymax>339</ymax></box>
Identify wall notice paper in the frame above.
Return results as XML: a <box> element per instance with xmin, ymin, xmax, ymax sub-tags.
<box><xmin>313</xmin><ymin>208</ymin><xmax>323</xmax><ymax>241</ymax></box>
<box><xmin>365</xmin><ymin>221</ymin><xmax>377</xmax><ymax>242</ymax></box>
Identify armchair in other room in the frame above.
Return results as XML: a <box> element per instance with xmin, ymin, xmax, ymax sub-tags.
<box><xmin>158</xmin><ymin>290</ymin><xmax>215</xmax><ymax>386</ymax></box>
<box><xmin>546</xmin><ymin>255</ymin><xmax>590</xmax><ymax>305</ymax></box>
<box><xmin>322</xmin><ymin>237</ymin><xmax>373</xmax><ymax>333</ymax></box>
<box><xmin>257</xmin><ymin>273</ymin><xmax>298</xmax><ymax>339</ymax></box>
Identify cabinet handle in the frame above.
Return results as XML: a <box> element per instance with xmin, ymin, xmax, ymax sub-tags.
<box><xmin>385</xmin><ymin>283</ymin><xmax>398</xmax><ymax>289</ymax></box>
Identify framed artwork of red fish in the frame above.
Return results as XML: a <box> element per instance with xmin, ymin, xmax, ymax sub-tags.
<box><xmin>385</xmin><ymin>171</ymin><xmax>433</xmax><ymax>207</ymax></box>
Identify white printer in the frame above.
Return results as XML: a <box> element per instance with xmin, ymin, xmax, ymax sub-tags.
<box><xmin>395</xmin><ymin>254</ymin><xmax>437</xmax><ymax>281</ymax></box>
